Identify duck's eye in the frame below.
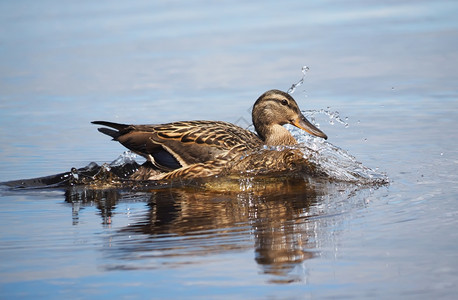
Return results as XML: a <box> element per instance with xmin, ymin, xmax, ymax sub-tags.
<box><xmin>281</xmin><ymin>99</ymin><xmax>288</xmax><ymax>106</ymax></box>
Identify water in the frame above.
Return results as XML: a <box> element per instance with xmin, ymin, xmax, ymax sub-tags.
<box><xmin>1</xmin><ymin>0</ymin><xmax>458</xmax><ymax>299</ymax></box>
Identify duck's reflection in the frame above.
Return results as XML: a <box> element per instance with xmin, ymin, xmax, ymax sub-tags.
<box><xmin>249</xmin><ymin>189</ymin><xmax>317</xmax><ymax>279</ymax></box>
<box><xmin>65</xmin><ymin>176</ymin><xmax>333</xmax><ymax>280</ymax></box>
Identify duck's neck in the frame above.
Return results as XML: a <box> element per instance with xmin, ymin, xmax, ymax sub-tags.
<box><xmin>258</xmin><ymin>124</ymin><xmax>298</xmax><ymax>146</ymax></box>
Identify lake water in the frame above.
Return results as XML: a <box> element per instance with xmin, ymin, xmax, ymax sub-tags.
<box><xmin>1</xmin><ymin>0</ymin><xmax>457</xmax><ymax>299</ymax></box>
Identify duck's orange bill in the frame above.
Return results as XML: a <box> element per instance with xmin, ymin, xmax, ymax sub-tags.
<box><xmin>292</xmin><ymin>115</ymin><xmax>328</xmax><ymax>140</ymax></box>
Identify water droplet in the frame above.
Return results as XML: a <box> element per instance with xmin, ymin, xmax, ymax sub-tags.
<box><xmin>288</xmin><ymin>66</ymin><xmax>310</xmax><ymax>94</ymax></box>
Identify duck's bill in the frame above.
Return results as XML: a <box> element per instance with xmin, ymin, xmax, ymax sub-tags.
<box><xmin>292</xmin><ymin>115</ymin><xmax>328</xmax><ymax>140</ymax></box>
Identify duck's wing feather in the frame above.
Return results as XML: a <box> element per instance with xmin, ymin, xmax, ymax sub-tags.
<box><xmin>92</xmin><ymin>120</ymin><xmax>262</xmax><ymax>172</ymax></box>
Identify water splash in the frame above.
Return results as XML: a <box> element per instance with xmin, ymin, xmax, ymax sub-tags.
<box><xmin>110</xmin><ymin>151</ymin><xmax>139</xmax><ymax>167</ymax></box>
<box><xmin>287</xmin><ymin>66</ymin><xmax>309</xmax><ymax>94</ymax></box>
<box><xmin>285</xmin><ymin>124</ymin><xmax>389</xmax><ymax>185</ymax></box>
<box><xmin>305</xmin><ymin>108</ymin><xmax>349</xmax><ymax>128</ymax></box>
<box><xmin>287</xmin><ymin>66</ymin><xmax>349</xmax><ymax>128</ymax></box>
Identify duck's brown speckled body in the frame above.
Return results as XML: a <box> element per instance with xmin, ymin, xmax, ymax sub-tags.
<box><xmin>92</xmin><ymin>89</ymin><xmax>327</xmax><ymax>180</ymax></box>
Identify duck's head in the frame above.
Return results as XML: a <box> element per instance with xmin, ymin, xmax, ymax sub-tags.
<box><xmin>252</xmin><ymin>89</ymin><xmax>327</xmax><ymax>145</ymax></box>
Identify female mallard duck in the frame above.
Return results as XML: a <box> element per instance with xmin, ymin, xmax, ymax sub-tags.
<box><xmin>92</xmin><ymin>89</ymin><xmax>327</xmax><ymax>180</ymax></box>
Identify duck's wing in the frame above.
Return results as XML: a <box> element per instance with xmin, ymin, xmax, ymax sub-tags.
<box><xmin>92</xmin><ymin>120</ymin><xmax>262</xmax><ymax>172</ymax></box>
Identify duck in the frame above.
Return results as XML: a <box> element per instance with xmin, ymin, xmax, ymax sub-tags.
<box><xmin>92</xmin><ymin>89</ymin><xmax>327</xmax><ymax>180</ymax></box>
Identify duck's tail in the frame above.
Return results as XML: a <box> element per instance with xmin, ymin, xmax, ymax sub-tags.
<box><xmin>91</xmin><ymin>121</ymin><xmax>129</xmax><ymax>139</ymax></box>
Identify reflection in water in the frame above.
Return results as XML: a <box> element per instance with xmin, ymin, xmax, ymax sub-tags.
<box><xmin>65</xmin><ymin>187</ymin><xmax>121</xmax><ymax>225</ymax></box>
<box><xmin>250</xmin><ymin>190</ymin><xmax>317</xmax><ymax>281</ymax></box>
<box><xmin>2</xmin><ymin>148</ymin><xmax>384</xmax><ymax>283</ymax></box>
<box><xmin>58</xmin><ymin>176</ymin><xmax>369</xmax><ymax>282</ymax></box>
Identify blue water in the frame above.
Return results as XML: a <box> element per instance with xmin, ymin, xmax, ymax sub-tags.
<box><xmin>1</xmin><ymin>0</ymin><xmax>458</xmax><ymax>299</ymax></box>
